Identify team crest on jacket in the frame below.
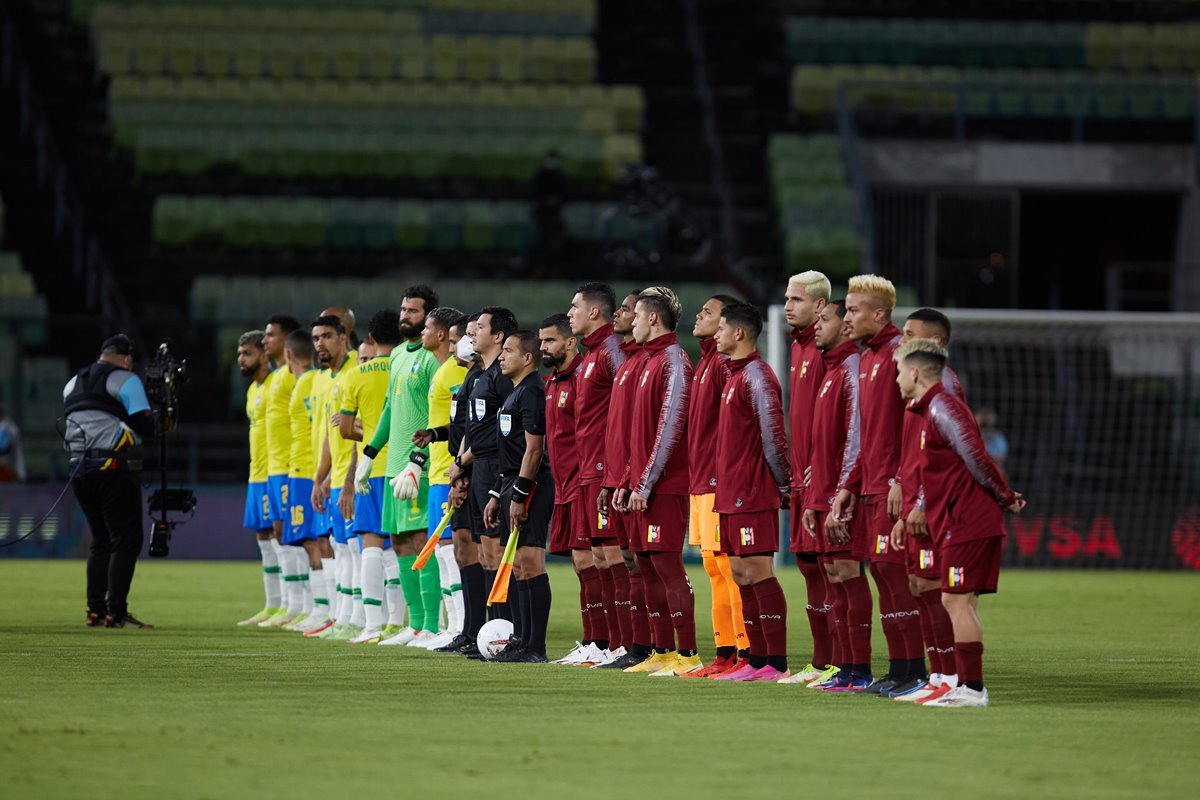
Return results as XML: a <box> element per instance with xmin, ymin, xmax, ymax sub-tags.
<box><xmin>558</xmin><ymin>391</ymin><xmax>569</xmax><ymax>407</ymax></box>
<box><xmin>920</xmin><ymin>430</ymin><xmax>926</xmax><ymax>450</ymax></box>
<box><xmin>585</xmin><ymin>362</ymin><xmax>595</xmax><ymax>379</ymax></box>
<box><xmin>640</xmin><ymin>371</ymin><xmax>650</xmax><ymax>387</ymax></box>
<box><xmin>800</xmin><ymin>360</ymin><xmax>810</xmax><ymax>378</ymax></box>
<box><xmin>724</xmin><ymin>386</ymin><xmax>736</xmax><ymax>404</ymax></box>
<box><xmin>819</xmin><ymin>379</ymin><xmax>833</xmax><ymax>398</ymax></box>
<box><xmin>699</xmin><ymin>367</ymin><xmax>709</xmax><ymax>384</ymax></box>
<box><xmin>871</xmin><ymin>363</ymin><xmax>881</xmax><ymax>381</ymax></box>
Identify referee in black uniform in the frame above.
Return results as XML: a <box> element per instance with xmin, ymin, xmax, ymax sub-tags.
<box><xmin>63</xmin><ymin>334</ymin><xmax>158</xmax><ymax>628</ymax></box>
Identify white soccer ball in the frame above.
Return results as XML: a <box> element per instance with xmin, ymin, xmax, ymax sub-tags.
<box><xmin>477</xmin><ymin>618</ymin><xmax>515</xmax><ymax>660</ymax></box>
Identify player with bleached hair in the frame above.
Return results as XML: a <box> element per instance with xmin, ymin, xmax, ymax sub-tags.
<box><xmin>895</xmin><ymin>339</ymin><xmax>1024</xmax><ymax>707</ymax></box>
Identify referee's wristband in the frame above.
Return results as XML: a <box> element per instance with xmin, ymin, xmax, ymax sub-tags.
<box><xmin>487</xmin><ymin>488</ymin><xmax>502</xmax><ymax>500</ymax></box>
<box><xmin>513</xmin><ymin>476</ymin><xmax>535</xmax><ymax>500</ymax></box>
<box><xmin>362</xmin><ymin>445</ymin><xmax>379</xmax><ymax>460</ymax></box>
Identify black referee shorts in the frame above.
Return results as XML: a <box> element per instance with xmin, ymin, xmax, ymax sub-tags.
<box><xmin>498</xmin><ymin>472</ymin><xmax>555</xmax><ymax>549</ymax></box>
<box><xmin>468</xmin><ymin>457</ymin><xmax>501</xmax><ymax>541</ymax></box>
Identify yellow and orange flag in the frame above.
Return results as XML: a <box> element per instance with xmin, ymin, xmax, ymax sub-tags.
<box><xmin>412</xmin><ymin>504</ymin><xmax>454</xmax><ymax>570</ymax></box>
<box><xmin>487</xmin><ymin>525</ymin><xmax>521</xmax><ymax>605</ymax></box>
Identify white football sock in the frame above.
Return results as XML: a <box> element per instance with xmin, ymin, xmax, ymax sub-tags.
<box><xmin>349</xmin><ymin>540</ymin><xmax>365</xmax><ymax>628</ymax></box>
<box><xmin>435</xmin><ymin>544</ymin><xmax>464</xmax><ymax>633</ymax></box>
<box><xmin>383</xmin><ymin>547</ymin><xmax>405</xmax><ymax>627</ymax></box>
<box><xmin>284</xmin><ymin>549</ymin><xmax>305</xmax><ymax>616</ymax></box>
<box><xmin>270</xmin><ymin>538</ymin><xmax>287</xmax><ymax>606</ymax></box>
<box><xmin>321</xmin><ymin>557</ymin><xmax>336</xmax><ymax>619</ymax></box>
<box><xmin>360</xmin><ymin>546</ymin><xmax>384</xmax><ymax>632</ymax></box>
<box><xmin>334</xmin><ymin>543</ymin><xmax>353</xmax><ymax>624</ymax></box>
<box><xmin>298</xmin><ymin>553</ymin><xmax>312</xmax><ymax>616</ymax></box>
<box><xmin>257</xmin><ymin>538</ymin><xmax>282</xmax><ymax>609</ymax></box>
<box><xmin>309</xmin><ymin>568</ymin><xmax>328</xmax><ymax>617</ymax></box>
<box><xmin>942</xmin><ymin>673</ymin><xmax>960</xmax><ymax>689</ymax></box>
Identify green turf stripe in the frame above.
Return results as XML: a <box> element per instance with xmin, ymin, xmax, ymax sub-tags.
<box><xmin>363</xmin><ymin>598</ymin><xmax>383</xmax><ymax>606</ymax></box>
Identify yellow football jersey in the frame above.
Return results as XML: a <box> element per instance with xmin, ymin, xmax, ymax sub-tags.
<box><xmin>288</xmin><ymin>369</ymin><xmax>317</xmax><ymax>479</ymax></box>
<box><xmin>340</xmin><ymin>354</ymin><xmax>391</xmax><ymax>478</ymax></box>
<box><xmin>309</xmin><ymin>367</ymin><xmax>332</xmax><ymax>480</ymax></box>
<box><xmin>265</xmin><ymin>363</ymin><xmax>295</xmax><ymax>476</ymax></box>
<box><xmin>428</xmin><ymin>357</ymin><xmax>467</xmax><ymax>485</ymax></box>
<box><xmin>325</xmin><ymin>350</ymin><xmax>358</xmax><ymax>485</ymax></box>
<box><xmin>245</xmin><ymin>371</ymin><xmax>271</xmax><ymax>483</ymax></box>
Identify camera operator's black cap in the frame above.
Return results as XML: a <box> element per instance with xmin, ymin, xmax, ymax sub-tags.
<box><xmin>100</xmin><ymin>333</ymin><xmax>135</xmax><ymax>357</ymax></box>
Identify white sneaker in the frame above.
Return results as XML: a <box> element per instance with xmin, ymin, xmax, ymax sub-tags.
<box><xmin>895</xmin><ymin>674</ymin><xmax>941</xmax><ymax>703</ymax></box>
<box><xmin>295</xmin><ymin>614</ymin><xmax>329</xmax><ymax>633</ymax></box>
<box><xmin>552</xmin><ymin>642</ymin><xmax>589</xmax><ymax>665</ymax></box>
<box><xmin>350</xmin><ymin>627</ymin><xmax>383</xmax><ymax>644</ymax></box>
<box><xmin>421</xmin><ymin>630</ymin><xmax>457</xmax><ymax>650</ymax></box>
<box><xmin>924</xmin><ymin>685</ymin><xmax>989</xmax><ymax>708</ymax></box>
<box><xmin>576</xmin><ymin>643</ymin><xmax>609</xmax><ymax>665</ymax></box>
<box><xmin>589</xmin><ymin>646</ymin><xmax>627</xmax><ymax>668</ymax></box>
<box><xmin>406</xmin><ymin>630</ymin><xmax>437</xmax><ymax>648</ymax></box>
<box><xmin>378</xmin><ymin>627</ymin><xmax>419</xmax><ymax>646</ymax></box>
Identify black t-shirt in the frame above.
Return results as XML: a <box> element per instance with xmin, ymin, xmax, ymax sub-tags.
<box><xmin>449</xmin><ymin>363</ymin><xmax>481</xmax><ymax>456</ymax></box>
<box><xmin>497</xmin><ymin>373</ymin><xmax>551</xmax><ymax>477</ymax></box>
<box><xmin>466</xmin><ymin>357</ymin><xmax>513</xmax><ymax>461</ymax></box>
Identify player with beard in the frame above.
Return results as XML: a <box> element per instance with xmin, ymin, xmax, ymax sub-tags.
<box><xmin>778</xmin><ymin>271</ymin><xmax>837</xmax><ymax>686</ymax></box>
<box><xmin>235</xmin><ymin>330</ymin><xmax>280</xmax><ymax>626</ymax></box>
<box><xmin>310</xmin><ymin>315</ymin><xmax>360</xmax><ymax>639</ymax></box>
<box><xmin>616</xmin><ymin>287</ymin><xmax>699</xmax><ymax>677</ymax></box>
<box><xmin>566</xmin><ymin>284</ymin><xmax>627</xmax><ymax>664</ymax></box>
<box><xmin>449</xmin><ymin>306</ymin><xmax>520</xmax><ymax>658</ymax></box>
<box><xmin>832</xmin><ymin>275</ymin><xmax>927</xmax><ymax>695</ymax></box>
<box><xmin>709</xmin><ymin>304</ymin><xmax>793</xmax><ymax>683</ymax></box>
<box><xmin>359</xmin><ymin>286</ymin><xmax>444</xmax><ymax>648</ymax></box>
<box><xmin>537</xmin><ymin>314</ymin><xmax>598</xmax><ymax>663</ymax></box>
<box><xmin>683</xmin><ymin>293</ymin><xmax>747</xmax><ymax>678</ymax></box>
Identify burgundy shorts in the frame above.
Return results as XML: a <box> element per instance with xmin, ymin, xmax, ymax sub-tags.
<box><xmin>609</xmin><ymin>505</ymin><xmax>633</xmax><ymax>550</ymax></box>
<box><xmin>632</xmin><ymin>494</ymin><xmax>689</xmax><ymax>553</ymax></box>
<box><xmin>584</xmin><ymin>482</ymin><xmax>617</xmax><ymax>544</ymax></box>
<box><xmin>862</xmin><ymin>495</ymin><xmax>905</xmax><ymax>565</ymax></box>
<box><xmin>548</xmin><ymin>500</ymin><xmax>590</xmax><ymax>556</ymax></box>
<box><xmin>719</xmin><ymin>510</ymin><xmax>780</xmax><ymax>557</ymax></box>
<box><xmin>812</xmin><ymin>507</ymin><xmax>870</xmax><ymax>561</ymax></box>
<box><xmin>906</xmin><ymin>533</ymin><xmax>940</xmax><ymax>580</ymax></box>
<box><xmin>940</xmin><ymin>535</ymin><xmax>1004</xmax><ymax>595</ymax></box>
<box><xmin>789</xmin><ymin>487</ymin><xmax>820</xmax><ymax>555</ymax></box>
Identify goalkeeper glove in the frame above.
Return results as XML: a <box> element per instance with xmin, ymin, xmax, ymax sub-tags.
<box><xmin>354</xmin><ymin>453</ymin><xmax>373</xmax><ymax>495</ymax></box>
<box><xmin>392</xmin><ymin>451</ymin><xmax>427</xmax><ymax>500</ymax></box>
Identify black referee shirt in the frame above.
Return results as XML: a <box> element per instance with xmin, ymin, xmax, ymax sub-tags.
<box><xmin>497</xmin><ymin>372</ymin><xmax>551</xmax><ymax>477</ymax></box>
<box><xmin>466</xmin><ymin>357</ymin><xmax>513</xmax><ymax>461</ymax></box>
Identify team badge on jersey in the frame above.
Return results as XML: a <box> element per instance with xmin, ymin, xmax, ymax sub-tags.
<box><xmin>499</xmin><ymin>413</ymin><xmax>512</xmax><ymax>437</ymax></box>
<box><xmin>558</xmin><ymin>391</ymin><xmax>568</xmax><ymax>408</ymax></box>
<box><xmin>640</xmin><ymin>371</ymin><xmax>650</xmax><ymax>387</ymax></box>
<box><xmin>585</xmin><ymin>362</ymin><xmax>595</xmax><ymax>379</ymax></box>
<box><xmin>874</xmin><ymin>535</ymin><xmax>889</xmax><ymax>555</ymax></box>
<box><xmin>724</xmin><ymin>386</ymin><xmax>736</xmax><ymax>404</ymax></box>
<box><xmin>410</xmin><ymin>360</ymin><xmax>420</xmax><ymax>374</ymax></box>
<box><xmin>871</xmin><ymin>363</ymin><xmax>881</xmax><ymax>381</ymax></box>
<box><xmin>920</xmin><ymin>430</ymin><xmax>926</xmax><ymax>449</ymax></box>
<box><xmin>919</xmin><ymin>549</ymin><xmax>935</xmax><ymax>570</ymax></box>
<box><xmin>740</xmin><ymin>527</ymin><xmax>755</xmax><ymax>546</ymax></box>
<box><xmin>646</xmin><ymin>525</ymin><xmax>661</xmax><ymax>544</ymax></box>
<box><xmin>699</xmin><ymin>367</ymin><xmax>709</xmax><ymax>384</ymax></box>
<box><xmin>819</xmin><ymin>379</ymin><xmax>833</xmax><ymax>398</ymax></box>
<box><xmin>948</xmin><ymin>566</ymin><xmax>965</xmax><ymax>587</ymax></box>
<box><xmin>800</xmin><ymin>360</ymin><xmax>810</xmax><ymax>378</ymax></box>
<box><xmin>597</xmin><ymin>513</ymin><xmax>610</xmax><ymax>530</ymax></box>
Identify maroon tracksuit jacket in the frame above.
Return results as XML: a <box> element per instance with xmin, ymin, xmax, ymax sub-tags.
<box><xmin>714</xmin><ymin>352</ymin><xmax>791</xmax><ymax>514</ymax></box>
<box><xmin>896</xmin><ymin>366</ymin><xmax>963</xmax><ymax>517</ymax></box>
<box><xmin>910</xmin><ymin>382</ymin><xmax>1017</xmax><ymax>546</ymax></box>
<box><xmin>625</xmin><ymin>333</ymin><xmax>691</xmax><ymax>498</ymax></box>
<box><xmin>804</xmin><ymin>341</ymin><xmax>861</xmax><ymax>513</ymax></box>
<box><xmin>574</xmin><ymin>323</ymin><xmax>625</xmax><ymax>487</ymax></box>
<box><xmin>545</xmin><ymin>357</ymin><xmax>582</xmax><ymax>505</ymax></box>
<box><xmin>845</xmin><ymin>322</ymin><xmax>904</xmax><ymax>497</ymax></box>
<box><xmin>687</xmin><ymin>337</ymin><xmax>730</xmax><ymax>496</ymax></box>
<box><xmin>603</xmin><ymin>339</ymin><xmax>647</xmax><ymax>491</ymax></box>
<box><xmin>788</xmin><ymin>323</ymin><xmax>825</xmax><ymax>493</ymax></box>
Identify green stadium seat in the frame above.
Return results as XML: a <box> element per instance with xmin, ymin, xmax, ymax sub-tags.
<box><xmin>153</xmin><ymin>195</ymin><xmax>195</xmax><ymax>246</ymax></box>
<box><xmin>427</xmin><ymin>201</ymin><xmax>464</xmax><ymax>252</ymax></box>
<box><xmin>462</xmin><ymin>201</ymin><xmax>496</xmax><ymax>251</ymax></box>
<box><xmin>394</xmin><ymin>200</ymin><xmax>430</xmax><ymax>250</ymax></box>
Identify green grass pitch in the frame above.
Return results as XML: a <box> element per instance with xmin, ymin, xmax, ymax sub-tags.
<box><xmin>1</xmin><ymin>560</ymin><xmax>1197</xmax><ymax>799</ymax></box>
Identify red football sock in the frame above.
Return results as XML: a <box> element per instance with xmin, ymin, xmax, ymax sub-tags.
<box><xmin>842</xmin><ymin>574</ymin><xmax>874</xmax><ymax>669</ymax></box>
<box><xmin>869</xmin><ymin>562</ymin><xmax>903</xmax><ymax>662</ymax></box>
<box><xmin>752</xmin><ymin>577</ymin><xmax>788</xmax><ymax>661</ymax></box>
<box><xmin>916</xmin><ymin>588</ymin><xmax>940</xmax><ymax>674</ymax></box>
<box><xmin>827</xmin><ymin>577</ymin><xmax>848</xmax><ymax>668</ymax></box>
<box><xmin>628</xmin><ymin>570</ymin><xmax>652</xmax><ymax>647</ymax></box>
<box><xmin>921</xmin><ymin>588</ymin><xmax>956</xmax><ymax>674</ymax></box>
<box><xmin>649</xmin><ymin>552</ymin><xmax>697</xmax><ymax>652</ymax></box>
<box><xmin>738</xmin><ymin>583</ymin><xmax>766</xmax><ymax>659</ymax></box>
<box><xmin>577</xmin><ymin>565</ymin><xmax>602</xmax><ymax>644</ymax></box>
<box><xmin>955</xmin><ymin>640</ymin><xmax>984</xmax><ymax>685</ymax></box>
<box><xmin>797</xmin><ymin>557</ymin><xmax>832</xmax><ymax>668</ymax></box>
<box><xmin>608</xmin><ymin>559</ymin><xmax>631</xmax><ymax>651</ymax></box>
<box><xmin>637</xmin><ymin>553</ymin><xmax>674</xmax><ymax>650</ymax></box>
<box><xmin>597</xmin><ymin>565</ymin><xmax>619</xmax><ymax>647</ymax></box>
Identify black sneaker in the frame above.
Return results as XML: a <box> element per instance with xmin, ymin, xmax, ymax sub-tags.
<box><xmin>516</xmin><ymin>650</ymin><xmax>548</xmax><ymax>663</ymax></box>
<box><xmin>493</xmin><ymin>639</ymin><xmax>529</xmax><ymax>663</ymax></box>
<box><xmin>459</xmin><ymin>641</ymin><xmax>486</xmax><ymax>660</ymax></box>
<box><xmin>105</xmin><ymin>612</ymin><xmax>154</xmax><ymax>629</ymax></box>
<box><xmin>85</xmin><ymin>611</ymin><xmax>106</xmax><ymax>627</ymax></box>
<box><xmin>885</xmin><ymin>676</ymin><xmax>929</xmax><ymax>698</ymax></box>
<box><xmin>434</xmin><ymin>633</ymin><xmax>471</xmax><ymax>653</ymax></box>
<box><xmin>597</xmin><ymin>651</ymin><xmax>645</xmax><ymax>670</ymax></box>
<box><xmin>854</xmin><ymin>675</ymin><xmax>899</xmax><ymax>695</ymax></box>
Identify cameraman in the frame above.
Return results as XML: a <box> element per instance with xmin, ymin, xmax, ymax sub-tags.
<box><xmin>63</xmin><ymin>334</ymin><xmax>157</xmax><ymax>628</ymax></box>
